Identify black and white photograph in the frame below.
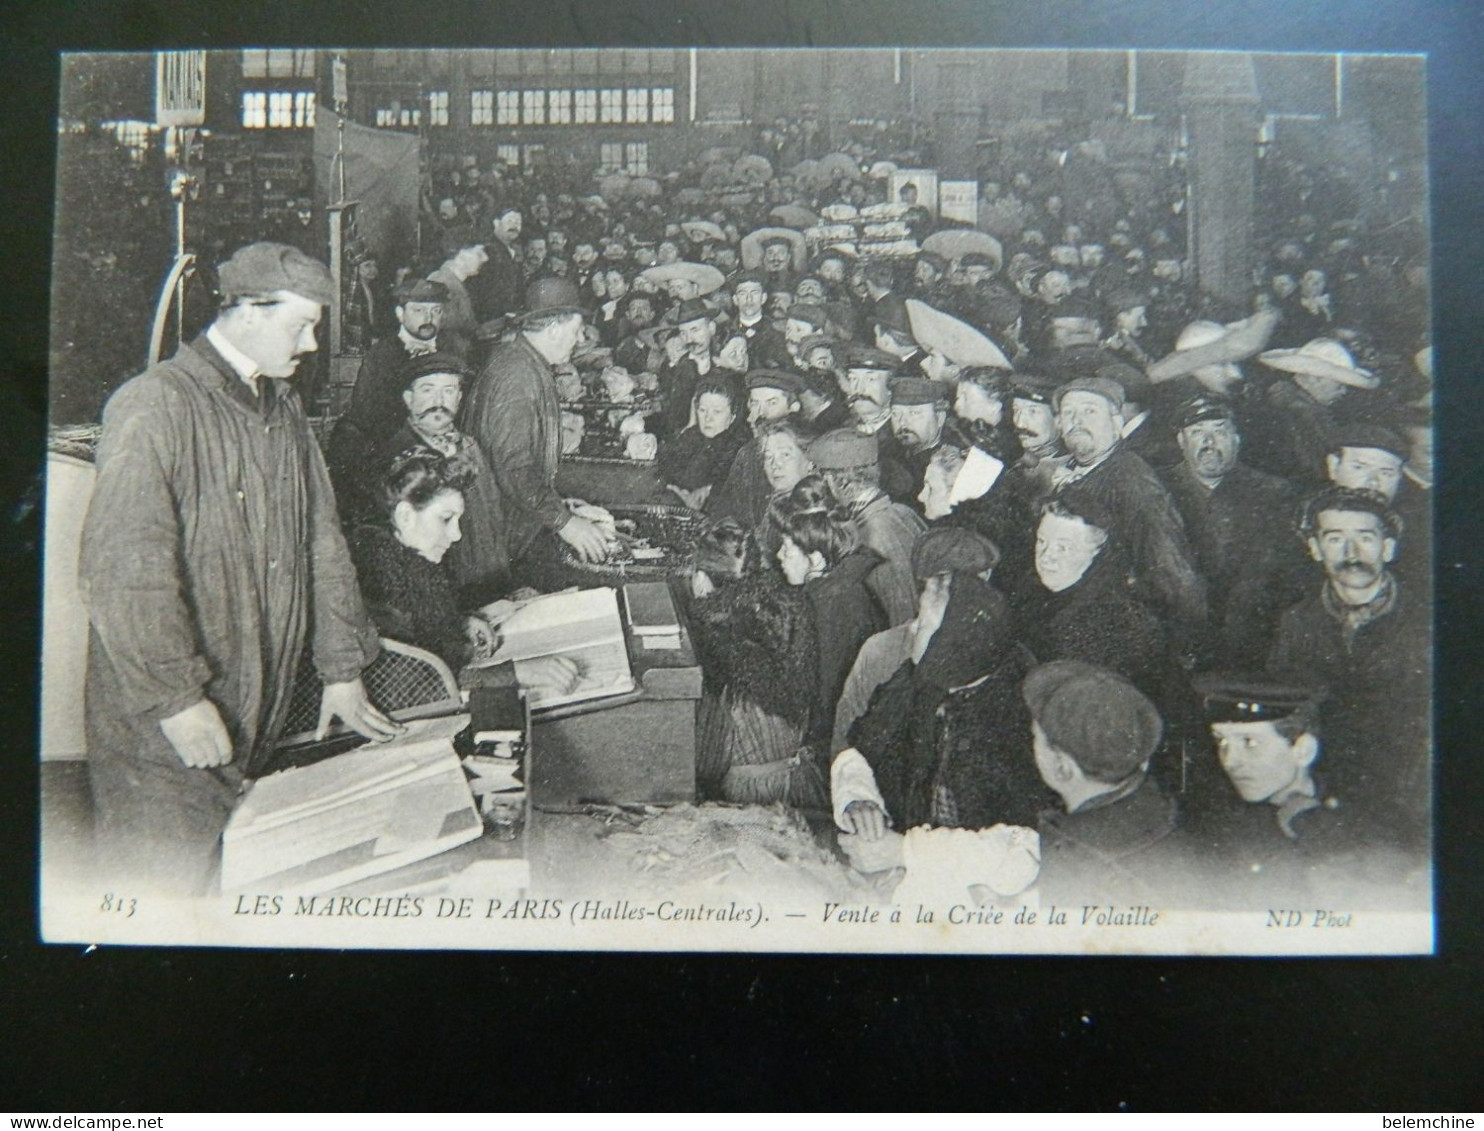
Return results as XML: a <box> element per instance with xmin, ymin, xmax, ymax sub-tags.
<box><xmin>38</xmin><ymin>45</ymin><xmax>1435</xmax><ymax>954</ymax></box>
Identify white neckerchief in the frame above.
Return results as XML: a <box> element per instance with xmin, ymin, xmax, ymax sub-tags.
<box><xmin>948</xmin><ymin>445</ymin><xmax>1006</xmax><ymax>507</ymax></box>
<box><xmin>206</xmin><ymin>324</ymin><xmax>261</xmax><ymax>390</ymax></box>
<box><xmin>398</xmin><ymin>325</ymin><xmax>439</xmax><ymax>356</ymax></box>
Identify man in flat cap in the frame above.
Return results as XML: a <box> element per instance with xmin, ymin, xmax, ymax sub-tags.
<box><xmin>1323</xmin><ymin>423</ymin><xmax>1431</xmax><ymax>599</ymax></box>
<box><xmin>327</xmin><ymin>277</ymin><xmax>451</xmax><ymax>513</ymax></box>
<box><xmin>810</xmin><ymin>428</ymin><xmax>926</xmax><ymax>626</ymax></box>
<box><xmin>80</xmin><ymin>242</ymin><xmax>399</xmax><ymax>896</ymax></box>
<box><xmin>1049</xmin><ymin>374</ymin><xmax>1208</xmax><ymax>644</ymax></box>
<box><xmin>1268</xmin><ymin>487</ymin><xmax>1430</xmax><ymax>850</ymax></box>
<box><xmin>464</xmin><ymin>275</ymin><xmax>611</xmax><ymax>578</ymax></box>
<box><xmin>1160</xmin><ymin>394</ymin><xmax>1306</xmax><ymax>669</ymax></box>
<box><xmin>1023</xmin><ymin>660</ymin><xmax>1191</xmax><ymax>905</ymax></box>
<box><xmin>889</xmin><ymin>376</ymin><xmax>953</xmax><ymax>513</ymax></box>
<box><xmin>351</xmin><ymin>352</ymin><xmax>511</xmax><ymax>605</ymax></box>
<box><xmin>1007</xmin><ymin>373</ymin><xmax>1066</xmax><ymax>508</ymax></box>
<box><xmin>705</xmin><ymin>369</ymin><xmax>805</xmax><ymax>530</ymax></box>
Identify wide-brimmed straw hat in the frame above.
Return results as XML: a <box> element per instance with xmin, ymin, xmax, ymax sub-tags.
<box><xmin>1258</xmin><ymin>337</ymin><xmax>1379</xmax><ymax>390</ymax></box>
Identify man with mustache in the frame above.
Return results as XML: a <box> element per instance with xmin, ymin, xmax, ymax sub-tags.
<box><xmin>888</xmin><ymin>377</ymin><xmax>951</xmax><ymax>515</ymax></box>
<box><xmin>1049</xmin><ymin>374</ymin><xmax>1207</xmax><ymax>645</ymax></box>
<box><xmin>80</xmin><ymin>243</ymin><xmax>397</xmax><ymax>896</ymax></box>
<box><xmin>1161</xmin><ymin>394</ymin><xmax>1305</xmax><ymax>669</ymax></box>
<box><xmin>1007</xmin><ymin>373</ymin><xmax>1065</xmax><ymax>508</ymax></box>
<box><xmin>1268</xmin><ymin>487</ymin><xmax>1430</xmax><ymax>853</ymax></box>
<box><xmin>840</xmin><ymin>345</ymin><xmax>916</xmax><ymax>507</ymax></box>
<box><xmin>365</xmin><ymin>353</ymin><xmax>511</xmax><ymax>605</ymax></box>
<box><xmin>328</xmin><ymin>278</ymin><xmax>449</xmax><ymax>485</ymax></box>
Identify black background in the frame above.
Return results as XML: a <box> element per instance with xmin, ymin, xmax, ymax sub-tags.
<box><xmin>3</xmin><ymin>0</ymin><xmax>1481</xmax><ymax>1112</ymax></box>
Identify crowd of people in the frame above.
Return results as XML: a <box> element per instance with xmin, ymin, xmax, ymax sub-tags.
<box><xmin>79</xmin><ymin>127</ymin><xmax>1433</xmax><ymax>908</ymax></box>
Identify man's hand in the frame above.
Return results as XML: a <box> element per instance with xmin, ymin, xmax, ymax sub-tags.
<box><xmin>317</xmin><ymin>678</ymin><xmax>405</xmax><ymax>743</ymax></box>
<box><xmin>663</xmin><ymin>334</ymin><xmax>688</xmax><ymax>366</ymax></box>
<box><xmin>558</xmin><ymin>514</ymin><xmax>609</xmax><ymax>563</ymax></box>
<box><xmin>842</xmin><ymin>799</ymin><xmax>888</xmax><ymax>841</ymax></box>
<box><xmin>668</xmin><ymin>483</ymin><xmax>711</xmax><ymax>512</ymax></box>
<box><xmin>513</xmin><ymin>655</ymin><xmax>583</xmax><ymax>699</ymax></box>
<box><xmin>839</xmin><ymin>828</ymin><xmax>905</xmax><ymax>874</ymax></box>
<box><xmin>160</xmin><ymin>699</ymin><xmax>233</xmax><ymax>769</ymax></box>
<box><xmin>465</xmin><ymin>615</ymin><xmax>496</xmax><ymax>662</ymax></box>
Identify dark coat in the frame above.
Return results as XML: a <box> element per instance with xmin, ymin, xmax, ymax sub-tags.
<box><xmin>1019</xmin><ymin>546</ymin><xmax>1171</xmax><ymax>702</ymax></box>
<box><xmin>1053</xmin><ymin>444</ymin><xmax>1208</xmax><ymax>638</ymax></box>
<box><xmin>803</xmin><ymin>546</ymin><xmax>888</xmax><ymax>750</ymax></box>
<box><xmin>466</xmin><ymin>238</ymin><xmax>525</xmax><ymax>324</ymax></box>
<box><xmin>1268</xmin><ymin>579</ymin><xmax>1431</xmax><ymax>849</ymax></box>
<box><xmin>1245</xmin><ymin>378</ymin><xmax>1338</xmax><ymax>485</ymax></box>
<box><xmin>349</xmin><ymin>524</ymin><xmax>472</xmax><ymax>670</ymax></box>
<box><xmin>463</xmin><ymin>333</ymin><xmax>567</xmax><ymax>560</ymax></box>
<box><xmin>705</xmin><ymin>437</ymin><xmax>772</xmax><ymax>530</ymax></box>
<box><xmin>1036</xmin><ymin>776</ymin><xmax>1192</xmax><ymax>906</ymax></box>
<box><xmin>82</xmin><ymin>336</ymin><xmax>379</xmax><ymax>779</ymax></box>
<box><xmin>657</xmin><ymin>419</ymin><xmax>750</xmax><ymax>492</ymax></box>
<box><xmin>851</xmin><ymin>577</ymin><xmax>1051</xmax><ymax>832</ymax></box>
<box><xmin>376</xmin><ymin>424</ymin><xmax>512</xmax><ymax>607</ymax></box>
<box><xmin>937</xmin><ymin>474</ymin><xmax>1037</xmax><ymax>605</ymax></box>
<box><xmin>1161</xmin><ymin>459</ymin><xmax>1307</xmax><ymax>669</ymax></box>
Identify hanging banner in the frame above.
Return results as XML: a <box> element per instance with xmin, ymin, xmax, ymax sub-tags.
<box><xmin>155</xmin><ymin>50</ymin><xmax>206</xmax><ymax>127</ymax></box>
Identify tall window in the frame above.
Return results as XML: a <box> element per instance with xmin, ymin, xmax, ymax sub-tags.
<box><xmin>241</xmin><ymin>91</ymin><xmax>267</xmax><ymax>129</ymax></box>
<box><xmin>428</xmin><ymin>90</ymin><xmax>449</xmax><ymax>126</ymax></box>
<box><xmin>496</xmin><ymin>144</ymin><xmax>520</xmax><ymax>167</ymax></box>
<box><xmin>599</xmin><ymin>142</ymin><xmax>624</xmax><ymax>170</ymax></box>
<box><xmin>549</xmin><ymin>89</ymin><xmax>572</xmax><ymax>124</ymax></box>
<box><xmin>599</xmin><ymin>89</ymin><xmax>623</xmax><ymax>123</ymax></box>
<box><xmin>497</xmin><ymin>91</ymin><xmax>520</xmax><ymax>125</ymax></box>
<box><xmin>522</xmin><ymin>90</ymin><xmax>546</xmax><ymax>124</ymax></box>
<box><xmin>625</xmin><ymin>88</ymin><xmax>649</xmax><ymax>124</ymax></box>
<box><xmin>575</xmin><ymin>89</ymin><xmax>598</xmax><ymax>124</ymax></box>
<box><xmin>294</xmin><ymin>91</ymin><xmax>315</xmax><ymax>128</ymax></box>
<box><xmin>651</xmin><ymin>87</ymin><xmax>675</xmax><ymax>123</ymax></box>
<box><xmin>375</xmin><ymin>108</ymin><xmax>395</xmax><ymax>127</ymax></box>
<box><xmin>625</xmin><ymin>142</ymin><xmax>649</xmax><ymax>175</ymax></box>
<box><xmin>471</xmin><ymin>90</ymin><xmax>494</xmax><ymax>126</ymax></box>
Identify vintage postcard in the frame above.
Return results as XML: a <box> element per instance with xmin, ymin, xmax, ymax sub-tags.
<box><xmin>40</xmin><ymin>47</ymin><xmax>1433</xmax><ymax>954</ymax></box>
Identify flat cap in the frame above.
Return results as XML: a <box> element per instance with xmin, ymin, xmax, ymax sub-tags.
<box><xmin>889</xmin><ymin>377</ymin><xmax>952</xmax><ymax>407</ymax></box>
<box><xmin>1298</xmin><ymin>485</ymin><xmax>1403</xmax><ymax>541</ymax></box>
<box><xmin>1329</xmin><ymin>423</ymin><xmax>1407</xmax><ymax>460</ymax></box>
<box><xmin>1053</xmin><ymin>375</ymin><xmax>1125</xmax><ymax>412</ymax></box>
<box><xmin>393</xmin><ymin>277</ymin><xmax>450</xmax><ymax>305</ymax></box>
<box><xmin>746</xmin><ymin>368</ymin><xmax>806</xmax><ymax>398</ymax></box>
<box><xmin>807</xmin><ymin>427</ymin><xmax>879</xmax><ymax>473</ymax></box>
<box><xmin>911</xmin><ymin>526</ymin><xmax>1001</xmax><ymax>579</ymax></box>
<box><xmin>219</xmin><ymin>242</ymin><xmax>335</xmax><ymax>305</ymax></box>
<box><xmin>1022</xmin><ymin>660</ymin><xmax>1163</xmax><ymax>782</ymax></box>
